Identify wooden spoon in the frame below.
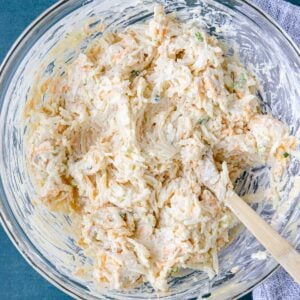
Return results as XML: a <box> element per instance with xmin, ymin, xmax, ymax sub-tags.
<box><xmin>200</xmin><ymin>156</ymin><xmax>300</xmax><ymax>284</ymax></box>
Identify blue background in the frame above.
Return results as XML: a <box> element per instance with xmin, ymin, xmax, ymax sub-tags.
<box><xmin>0</xmin><ymin>0</ymin><xmax>299</xmax><ymax>299</ymax></box>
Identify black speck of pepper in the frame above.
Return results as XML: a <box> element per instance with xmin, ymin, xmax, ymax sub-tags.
<box><xmin>153</xmin><ymin>95</ymin><xmax>160</xmax><ymax>103</ymax></box>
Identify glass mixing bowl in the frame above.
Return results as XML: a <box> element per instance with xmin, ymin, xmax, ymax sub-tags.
<box><xmin>0</xmin><ymin>0</ymin><xmax>299</xmax><ymax>299</ymax></box>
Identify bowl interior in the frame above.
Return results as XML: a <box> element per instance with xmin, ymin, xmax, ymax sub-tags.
<box><xmin>0</xmin><ymin>0</ymin><xmax>299</xmax><ymax>299</ymax></box>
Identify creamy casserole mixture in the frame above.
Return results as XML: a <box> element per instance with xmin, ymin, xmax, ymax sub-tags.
<box><xmin>25</xmin><ymin>6</ymin><xmax>295</xmax><ymax>291</ymax></box>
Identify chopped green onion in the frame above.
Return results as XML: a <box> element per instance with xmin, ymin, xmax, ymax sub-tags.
<box><xmin>126</xmin><ymin>148</ymin><xmax>132</xmax><ymax>155</ymax></box>
<box><xmin>258</xmin><ymin>146</ymin><xmax>265</xmax><ymax>154</ymax></box>
<box><xmin>198</xmin><ymin>117</ymin><xmax>208</xmax><ymax>125</ymax></box>
<box><xmin>283</xmin><ymin>152</ymin><xmax>289</xmax><ymax>158</ymax></box>
<box><xmin>232</xmin><ymin>73</ymin><xmax>247</xmax><ymax>89</ymax></box>
<box><xmin>76</xmin><ymin>33</ymin><xmax>82</xmax><ymax>40</ymax></box>
<box><xmin>71</xmin><ymin>179</ymin><xmax>77</xmax><ymax>187</ymax></box>
<box><xmin>195</xmin><ymin>32</ymin><xmax>204</xmax><ymax>42</ymax></box>
<box><xmin>131</xmin><ymin>70</ymin><xmax>141</xmax><ymax>77</ymax></box>
<box><xmin>170</xmin><ymin>266</ymin><xmax>179</xmax><ymax>275</ymax></box>
<box><xmin>119</xmin><ymin>212</ymin><xmax>126</xmax><ymax>219</ymax></box>
<box><xmin>60</xmin><ymin>164</ymin><xmax>67</xmax><ymax>172</ymax></box>
<box><xmin>239</xmin><ymin>73</ymin><xmax>247</xmax><ymax>84</ymax></box>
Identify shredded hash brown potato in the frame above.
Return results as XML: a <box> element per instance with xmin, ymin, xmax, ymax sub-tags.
<box><xmin>25</xmin><ymin>6</ymin><xmax>296</xmax><ymax>291</ymax></box>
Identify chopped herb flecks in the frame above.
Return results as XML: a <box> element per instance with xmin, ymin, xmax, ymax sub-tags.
<box><xmin>170</xmin><ymin>266</ymin><xmax>179</xmax><ymax>275</ymax></box>
<box><xmin>119</xmin><ymin>212</ymin><xmax>126</xmax><ymax>219</ymax></box>
<box><xmin>232</xmin><ymin>73</ymin><xmax>247</xmax><ymax>89</ymax></box>
<box><xmin>60</xmin><ymin>164</ymin><xmax>67</xmax><ymax>172</ymax></box>
<box><xmin>131</xmin><ymin>70</ymin><xmax>141</xmax><ymax>78</ymax></box>
<box><xmin>195</xmin><ymin>32</ymin><xmax>204</xmax><ymax>42</ymax></box>
<box><xmin>126</xmin><ymin>148</ymin><xmax>132</xmax><ymax>155</ymax></box>
<box><xmin>198</xmin><ymin>117</ymin><xmax>208</xmax><ymax>125</ymax></box>
<box><xmin>283</xmin><ymin>152</ymin><xmax>289</xmax><ymax>158</ymax></box>
<box><xmin>71</xmin><ymin>179</ymin><xmax>77</xmax><ymax>187</ymax></box>
<box><xmin>258</xmin><ymin>146</ymin><xmax>265</xmax><ymax>154</ymax></box>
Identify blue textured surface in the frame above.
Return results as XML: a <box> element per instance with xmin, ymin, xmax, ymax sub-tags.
<box><xmin>0</xmin><ymin>1</ymin><xmax>71</xmax><ymax>299</ymax></box>
<box><xmin>0</xmin><ymin>0</ymin><xmax>298</xmax><ymax>299</ymax></box>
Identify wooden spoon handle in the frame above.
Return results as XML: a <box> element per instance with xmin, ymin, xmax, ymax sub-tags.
<box><xmin>227</xmin><ymin>191</ymin><xmax>300</xmax><ymax>284</ymax></box>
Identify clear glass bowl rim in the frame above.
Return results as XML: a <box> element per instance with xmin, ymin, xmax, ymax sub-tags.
<box><xmin>0</xmin><ymin>0</ymin><xmax>299</xmax><ymax>299</ymax></box>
